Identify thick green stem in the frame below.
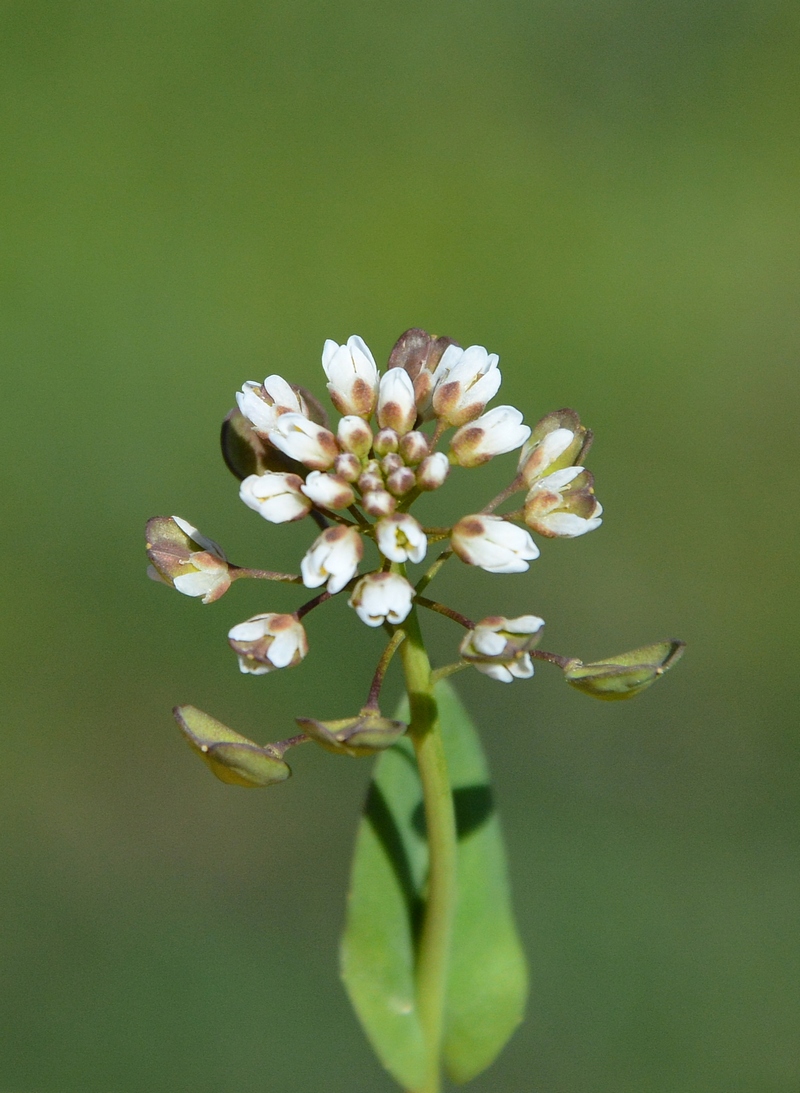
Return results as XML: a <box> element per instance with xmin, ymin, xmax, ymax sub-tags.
<box><xmin>400</xmin><ymin>606</ymin><xmax>458</xmax><ymax>1093</ymax></box>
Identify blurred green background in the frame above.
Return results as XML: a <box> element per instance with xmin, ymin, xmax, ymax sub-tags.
<box><xmin>2</xmin><ymin>2</ymin><xmax>798</xmax><ymax>1090</ymax></box>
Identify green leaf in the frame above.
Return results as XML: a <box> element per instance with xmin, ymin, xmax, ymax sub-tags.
<box><xmin>340</xmin><ymin>680</ymin><xmax>527</xmax><ymax>1088</ymax></box>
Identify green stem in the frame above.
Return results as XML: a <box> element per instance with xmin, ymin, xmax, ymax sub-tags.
<box><xmin>400</xmin><ymin>606</ymin><xmax>458</xmax><ymax>1093</ymax></box>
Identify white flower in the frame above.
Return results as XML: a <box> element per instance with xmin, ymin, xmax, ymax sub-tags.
<box><xmin>517</xmin><ymin>428</ymin><xmax>576</xmax><ymax>484</ymax></box>
<box><xmin>268</xmin><ymin>413</ymin><xmax>339</xmax><ymax>471</ymax></box>
<box><xmin>145</xmin><ymin>515</ymin><xmax>231</xmax><ymax>603</ymax></box>
<box><xmin>236</xmin><ymin>376</ymin><xmax>308</xmax><ymax>435</ymax></box>
<box><xmin>301</xmin><ymin>471</ymin><xmax>355</xmax><ymax>510</ymax></box>
<box><xmin>228</xmin><ymin>613</ymin><xmax>308</xmax><ymax>675</ymax></box>
<box><xmin>375</xmin><ymin>514</ymin><xmax>427</xmax><ymax>564</ymax></box>
<box><xmin>450</xmin><ymin>406</ymin><xmax>531</xmax><ymax>468</ymax></box>
<box><xmin>348</xmin><ymin>571</ymin><xmax>415</xmax><ymax>627</ymax></box>
<box><xmin>239</xmin><ymin>472</ymin><xmax>312</xmax><ymax>523</ymax></box>
<box><xmin>377</xmin><ymin>368</ymin><xmax>417</xmax><ymax>435</ymax></box>
<box><xmin>301</xmin><ymin>526</ymin><xmax>364</xmax><ymax>594</ymax></box>
<box><xmin>450</xmin><ymin>514</ymin><xmax>540</xmax><ymax>574</ymax></box>
<box><xmin>416</xmin><ymin>451</ymin><xmax>450</xmax><ymax>490</ymax></box>
<box><xmin>322</xmin><ymin>335</ymin><xmax>379</xmax><ymax>418</ymax></box>
<box><xmin>431</xmin><ymin>344</ymin><xmax>502</xmax><ymax>426</ymax></box>
<box><xmin>524</xmin><ymin>467</ymin><xmax>603</xmax><ymax>538</ymax></box>
<box><xmin>460</xmin><ymin>615</ymin><xmax>544</xmax><ymax>683</ymax></box>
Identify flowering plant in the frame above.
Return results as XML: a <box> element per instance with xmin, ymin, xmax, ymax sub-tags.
<box><xmin>146</xmin><ymin>328</ymin><xmax>683</xmax><ymax>1092</ymax></box>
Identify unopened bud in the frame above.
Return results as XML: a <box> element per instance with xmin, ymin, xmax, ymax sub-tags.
<box><xmin>374</xmin><ymin>428</ymin><xmax>400</xmax><ymax>457</ymax></box>
<box><xmin>381</xmin><ymin>452</ymin><xmax>403</xmax><ymax>475</ymax></box>
<box><xmin>524</xmin><ymin>468</ymin><xmax>602</xmax><ymax>538</ymax></box>
<box><xmin>338</xmin><ymin>415</ymin><xmax>373</xmax><ymax>459</ymax></box>
<box><xmin>358</xmin><ymin>460</ymin><xmax>384</xmax><ymax>494</ymax></box>
<box><xmin>295</xmin><ymin>709</ymin><xmax>407</xmax><ymax>757</ymax></box>
<box><xmin>268</xmin><ymin>414</ymin><xmax>338</xmax><ymax>471</ymax></box>
<box><xmin>322</xmin><ymin>335</ymin><xmax>379</xmax><ymax>418</ymax></box>
<box><xmin>301</xmin><ymin>471</ymin><xmax>356</xmax><ymax>510</ymax></box>
<box><xmin>362</xmin><ymin>489</ymin><xmax>396</xmax><ymax>517</ymax></box>
<box><xmin>386</xmin><ymin>466</ymin><xmax>417</xmax><ymax>497</ymax></box>
<box><xmin>417</xmin><ymin>451</ymin><xmax>450</xmax><ymax>490</ymax></box>
<box><xmin>518</xmin><ymin>408</ymin><xmax>593</xmax><ymax>487</ymax></box>
<box><xmin>146</xmin><ymin>516</ymin><xmax>231</xmax><ymax>603</ymax></box>
<box><xmin>377</xmin><ymin>368</ymin><xmax>417</xmax><ymax>435</ymax></box>
<box><xmin>399</xmin><ymin>430</ymin><xmax>429</xmax><ymax>465</ymax></box>
<box><xmin>564</xmin><ymin>640</ymin><xmax>685</xmax><ymax>700</ymax></box>
<box><xmin>228</xmin><ymin>613</ymin><xmax>308</xmax><ymax>675</ymax></box>
<box><xmin>334</xmin><ymin>452</ymin><xmax>362</xmax><ymax>482</ymax></box>
<box><xmin>239</xmin><ymin>471</ymin><xmax>312</xmax><ymax>524</ymax></box>
<box><xmin>174</xmin><ymin>705</ymin><xmax>292</xmax><ymax>787</ymax></box>
<box><xmin>450</xmin><ymin>406</ymin><xmax>531</xmax><ymax>468</ymax></box>
<box><xmin>451</xmin><ymin>515</ymin><xmax>539</xmax><ymax>574</ymax></box>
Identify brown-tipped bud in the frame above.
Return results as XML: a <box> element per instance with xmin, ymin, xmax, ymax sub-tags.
<box><xmin>381</xmin><ymin>452</ymin><xmax>403</xmax><ymax>476</ymax></box>
<box><xmin>374</xmin><ymin>428</ymin><xmax>400</xmax><ymax>456</ymax></box>
<box><xmin>295</xmin><ymin>709</ymin><xmax>407</xmax><ymax>757</ymax></box>
<box><xmin>399</xmin><ymin>430</ymin><xmax>429</xmax><ymax>465</ymax></box>
<box><xmin>337</xmin><ymin>415</ymin><xmax>373</xmax><ymax>459</ymax></box>
<box><xmin>358</xmin><ymin>460</ymin><xmax>384</xmax><ymax>495</ymax></box>
<box><xmin>174</xmin><ymin>705</ymin><xmax>292</xmax><ymax>787</ymax></box>
<box><xmin>146</xmin><ymin>516</ymin><xmax>231</xmax><ymax>603</ymax></box>
<box><xmin>523</xmin><ymin>468</ymin><xmax>603</xmax><ymax>538</ymax></box>
<box><xmin>386</xmin><ymin>466</ymin><xmax>417</xmax><ymax>497</ymax></box>
<box><xmin>377</xmin><ymin>369</ymin><xmax>417</xmax><ymax>435</ymax></box>
<box><xmin>221</xmin><ymin>409</ymin><xmax>298</xmax><ymax>480</ymax></box>
<box><xmin>416</xmin><ymin>452</ymin><xmax>450</xmax><ymax>491</ymax></box>
<box><xmin>387</xmin><ymin>328</ymin><xmax>460</xmax><ymax>414</ymax></box>
<box><xmin>228</xmin><ymin>613</ymin><xmax>308</xmax><ymax>675</ymax></box>
<box><xmin>449</xmin><ymin>406</ymin><xmax>531</xmax><ymax>467</ymax></box>
<box><xmin>517</xmin><ymin>408</ymin><xmax>593</xmax><ymax>487</ymax></box>
<box><xmin>564</xmin><ymin>640</ymin><xmax>685</xmax><ymax>701</ymax></box>
<box><xmin>301</xmin><ymin>471</ymin><xmax>356</xmax><ymax>510</ymax></box>
<box><xmin>362</xmin><ymin>489</ymin><xmax>396</xmax><ymax>517</ymax></box>
<box><xmin>334</xmin><ymin>452</ymin><xmax>362</xmax><ymax>482</ymax></box>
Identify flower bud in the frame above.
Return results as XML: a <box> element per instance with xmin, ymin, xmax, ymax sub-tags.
<box><xmin>239</xmin><ymin>471</ymin><xmax>312</xmax><ymax>523</ymax></box>
<box><xmin>399</xmin><ymin>430</ymin><xmax>429</xmax><ymax>465</ymax></box>
<box><xmin>518</xmin><ymin>408</ymin><xmax>593</xmax><ymax>487</ymax></box>
<box><xmin>362</xmin><ymin>489</ymin><xmax>396</xmax><ymax>517</ymax></box>
<box><xmin>381</xmin><ymin>452</ymin><xmax>403</xmax><ymax>475</ymax></box>
<box><xmin>322</xmin><ymin>335</ymin><xmax>379</xmax><ymax>418</ymax></box>
<box><xmin>358</xmin><ymin>459</ymin><xmax>384</xmax><ymax>495</ymax></box>
<box><xmin>460</xmin><ymin>615</ymin><xmax>544</xmax><ymax>682</ymax></box>
<box><xmin>268</xmin><ymin>414</ymin><xmax>338</xmax><ymax>471</ymax></box>
<box><xmin>523</xmin><ymin>468</ymin><xmax>603</xmax><ymax>538</ymax></box>
<box><xmin>564</xmin><ymin>640</ymin><xmax>685</xmax><ymax>700</ymax></box>
<box><xmin>334</xmin><ymin>452</ymin><xmax>362</xmax><ymax>482</ymax></box>
<box><xmin>450</xmin><ymin>406</ymin><xmax>531</xmax><ymax>468</ymax></box>
<box><xmin>301</xmin><ymin>471</ymin><xmax>356</xmax><ymax>510</ymax></box>
<box><xmin>235</xmin><ymin>375</ymin><xmax>309</xmax><ymax>436</ymax></box>
<box><xmin>228</xmin><ymin>613</ymin><xmax>308</xmax><ymax>675</ymax></box>
<box><xmin>146</xmin><ymin>516</ymin><xmax>231</xmax><ymax>603</ymax></box>
<box><xmin>174</xmin><ymin>705</ymin><xmax>292</xmax><ymax>787</ymax></box>
<box><xmin>221</xmin><ymin>409</ymin><xmax>297</xmax><ymax>480</ymax></box>
<box><xmin>431</xmin><ymin>344</ymin><xmax>502</xmax><ymax>426</ymax></box>
<box><xmin>337</xmin><ymin>415</ymin><xmax>373</xmax><ymax>459</ymax></box>
<box><xmin>451</xmin><ymin>515</ymin><xmax>539</xmax><ymax>574</ymax></box>
<box><xmin>373</xmin><ymin>428</ymin><xmax>399</xmax><ymax>456</ymax></box>
<box><xmin>386</xmin><ymin>466</ymin><xmax>417</xmax><ymax>497</ymax></box>
<box><xmin>416</xmin><ymin>451</ymin><xmax>450</xmax><ymax>490</ymax></box>
<box><xmin>377</xmin><ymin>368</ymin><xmax>417</xmax><ymax>435</ymax></box>
<box><xmin>296</xmin><ymin>710</ymin><xmax>407</xmax><ymax>757</ymax></box>
<box><xmin>375</xmin><ymin>514</ymin><xmax>427</xmax><ymax>564</ymax></box>
<box><xmin>300</xmin><ymin>525</ymin><xmax>364</xmax><ymax>594</ymax></box>
<box><xmin>348</xmin><ymin>571</ymin><xmax>415</xmax><ymax>627</ymax></box>
<box><xmin>386</xmin><ymin>328</ymin><xmax>460</xmax><ymax>414</ymax></box>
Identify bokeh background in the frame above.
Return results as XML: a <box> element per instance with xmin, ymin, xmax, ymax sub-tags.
<box><xmin>2</xmin><ymin>2</ymin><xmax>799</xmax><ymax>1090</ymax></box>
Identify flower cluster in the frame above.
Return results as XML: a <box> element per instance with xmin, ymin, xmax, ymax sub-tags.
<box><xmin>147</xmin><ymin>327</ymin><xmax>680</xmax><ymax>782</ymax></box>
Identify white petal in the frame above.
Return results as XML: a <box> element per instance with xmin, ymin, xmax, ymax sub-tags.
<box><xmin>539</xmin><ymin>466</ymin><xmax>584</xmax><ymax>491</ymax></box>
<box><xmin>538</xmin><ymin>513</ymin><xmax>603</xmax><ymax>537</ymax></box>
<box><xmin>472</xmin><ymin>630</ymin><xmax>507</xmax><ymax>656</ymax></box>
<box><xmin>267</xmin><ymin>630</ymin><xmax>298</xmax><ymax>668</ymax></box>
<box><xmin>509</xmin><ymin>655</ymin><xmax>534</xmax><ymax>679</ymax></box>
<box><xmin>173</xmin><ymin>570</ymin><xmax>219</xmax><ymax>598</ymax></box>
<box><xmin>504</xmin><ymin>615</ymin><xmax>545</xmax><ymax>635</ymax></box>
<box><xmin>475</xmin><ymin>662</ymin><xmax>514</xmax><ymax>682</ymax></box>
<box><xmin>228</xmin><ymin>618</ymin><xmax>268</xmax><ymax>642</ymax></box>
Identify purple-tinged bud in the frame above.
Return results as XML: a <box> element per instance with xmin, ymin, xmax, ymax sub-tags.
<box><xmin>374</xmin><ymin>428</ymin><xmax>399</xmax><ymax>456</ymax></box>
<box><xmin>450</xmin><ymin>406</ymin><xmax>531</xmax><ymax>468</ymax></box>
<box><xmin>416</xmin><ymin>451</ymin><xmax>450</xmax><ymax>491</ymax></box>
<box><xmin>337</xmin><ymin>415</ymin><xmax>373</xmax><ymax>459</ymax></box>
<box><xmin>386</xmin><ymin>466</ymin><xmax>417</xmax><ymax>497</ymax></box>
<box><xmin>334</xmin><ymin>452</ymin><xmax>362</xmax><ymax>483</ymax></box>
<box><xmin>362</xmin><ymin>489</ymin><xmax>396</xmax><ymax>517</ymax></box>
<box><xmin>228</xmin><ymin>613</ymin><xmax>308</xmax><ymax>675</ymax></box>
<box><xmin>386</xmin><ymin>328</ymin><xmax>460</xmax><ymax>415</ymax></box>
<box><xmin>399</xmin><ymin>430</ymin><xmax>429</xmax><ymax>465</ymax></box>
<box><xmin>301</xmin><ymin>471</ymin><xmax>356</xmax><ymax>510</ymax></box>
<box><xmin>146</xmin><ymin>516</ymin><xmax>231</xmax><ymax>603</ymax></box>
<box><xmin>377</xmin><ymin>368</ymin><xmax>417</xmax><ymax>435</ymax></box>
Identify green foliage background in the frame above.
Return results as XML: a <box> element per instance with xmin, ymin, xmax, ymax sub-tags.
<box><xmin>2</xmin><ymin>2</ymin><xmax>798</xmax><ymax>1090</ymax></box>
